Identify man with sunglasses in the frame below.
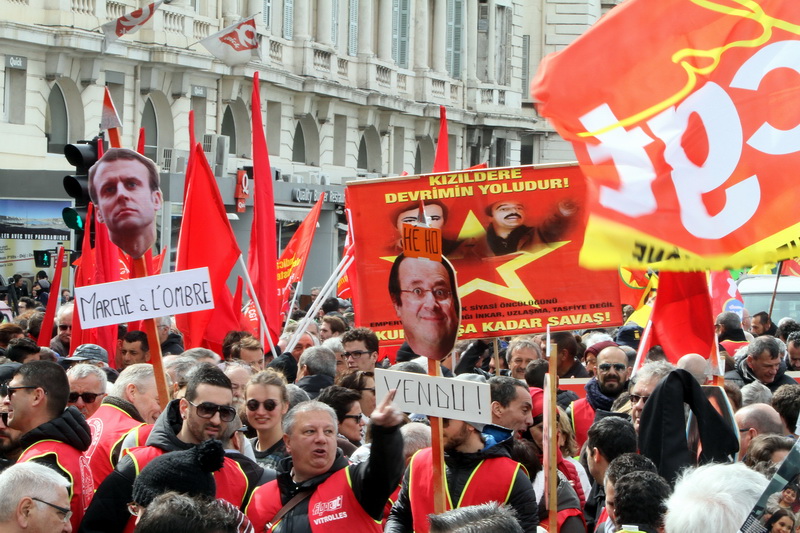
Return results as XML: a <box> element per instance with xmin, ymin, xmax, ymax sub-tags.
<box><xmin>66</xmin><ymin>364</ymin><xmax>107</xmax><ymax>419</ymax></box>
<box><xmin>81</xmin><ymin>363</ymin><xmax>264</xmax><ymax>533</ymax></box>
<box><xmin>568</xmin><ymin>344</ymin><xmax>630</xmax><ymax>449</ymax></box>
<box><xmin>3</xmin><ymin>361</ymin><xmax>92</xmax><ymax>531</ymax></box>
<box><xmin>49</xmin><ymin>303</ymin><xmax>73</xmax><ymax>357</ymax></box>
<box><xmin>0</xmin><ymin>462</ymin><xmax>73</xmax><ymax>533</ymax></box>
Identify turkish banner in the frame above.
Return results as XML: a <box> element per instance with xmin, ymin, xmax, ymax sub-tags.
<box><xmin>345</xmin><ymin>165</ymin><xmax>622</xmax><ymax>346</ymax></box>
<box><xmin>531</xmin><ymin>0</ymin><xmax>800</xmax><ymax>271</ymax></box>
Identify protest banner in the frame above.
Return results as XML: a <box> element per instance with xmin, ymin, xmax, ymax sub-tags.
<box><xmin>531</xmin><ymin>0</ymin><xmax>800</xmax><ymax>271</ymax></box>
<box><xmin>74</xmin><ymin>267</ymin><xmax>214</xmax><ymax>328</ymax></box>
<box><xmin>346</xmin><ymin>164</ymin><xmax>622</xmax><ymax>347</ymax></box>
<box><xmin>375</xmin><ymin>368</ymin><xmax>491</xmax><ymax>424</ymax></box>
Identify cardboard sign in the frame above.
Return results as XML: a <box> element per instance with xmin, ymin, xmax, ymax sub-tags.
<box><xmin>403</xmin><ymin>223</ymin><xmax>443</xmax><ymax>260</ymax></box>
<box><xmin>346</xmin><ymin>165</ymin><xmax>622</xmax><ymax>346</ymax></box>
<box><xmin>75</xmin><ymin>267</ymin><xmax>214</xmax><ymax>328</ymax></box>
<box><xmin>375</xmin><ymin>369</ymin><xmax>491</xmax><ymax>424</ymax></box>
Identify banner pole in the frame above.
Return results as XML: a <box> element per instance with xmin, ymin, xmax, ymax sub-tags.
<box><xmin>493</xmin><ymin>338</ymin><xmax>501</xmax><ymax>376</ymax></box>
<box><xmin>427</xmin><ymin>358</ymin><xmax>447</xmax><ymax>515</ymax></box>
<box><xmin>237</xmin><ymin>255</ymin><xmax>277</xmax><ymax>357</ymax></box>
<box><xmin>769</xmin><ymin>262</ymin><xmax>783</xmax><ymax>318</ymax></box>
<box><xmin>132</xmin><ymin>257</ymin><xmax>169</xmax><ymax>409</ymax></box>
<box><xmin>546</xmin><ymin>339</ymin><xmax>558</xmax><ymax>531</ymax></box>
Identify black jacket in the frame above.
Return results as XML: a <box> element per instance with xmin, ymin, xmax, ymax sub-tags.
<box><xmin>723</xmin><ymin>355</ymin><xmax>796</xmax><ymax>392</ymax></box>
<box><xmin>80</xmin><ymin>399</ymin><xmax>268</xmax><ymax>533</ymax></box>
<box><xmin>386</xmin><ymin>436</ymin><xmax>539</xmax><ymax>533</ymax></box>
<box><xmin>266</xmin><ymin>423</ymin><xmax>404</xmax><ymax>533</ymax></box>
<box><xmin>20</xmin><ymin>406</ymin><xmax>91</xmax><ymax>481</ymax></box>
<box><xmin>295</xmin><ymin>373</ymin><xmax>334</xmax><ymax>399</ymax></box>
<box><xmin>160</xmin><ymin>332</ymin><xmax>185</xmax><ymax>355</ymax></box>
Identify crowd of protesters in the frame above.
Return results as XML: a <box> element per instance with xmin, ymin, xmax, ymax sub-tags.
<box><xmin>1</xmin><ymin>283</ymin><xmax>799</xmax><ymax>532</ymax></box>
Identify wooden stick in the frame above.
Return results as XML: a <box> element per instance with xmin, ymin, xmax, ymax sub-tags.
<box><xmin>132</xmin><ymin>257</ymin><xmax>169</xmax><ymax>409</ymax></box>
<box><xmin>427</xmin><ymin>358</ymin><xmax>447</xmax><ymax>515</ymax></box>
<box><xmin>547</xmin><ymin>352</ymin><xmax>558</xmax><ymax>531</ymax></box>
<box><xmin>769</xmin><ymin>262</ymin><xmax>783</xmax><ymax>318</ymax></box>
<box><xmin>493</xmin><ymin>338</ymin><xmax>501</xmax><ymax>376</ymax></box>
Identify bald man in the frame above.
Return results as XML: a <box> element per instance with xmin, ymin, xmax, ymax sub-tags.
<box><xmin>734</xmin><ymin>403</ymin><xmax>785</xmax><ymax>460</ymax></box>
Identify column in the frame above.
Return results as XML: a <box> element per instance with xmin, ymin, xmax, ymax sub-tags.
<box><xmin>413</xmin><ymin>0</ymin><xmax>429</xmax><ymax>69</ymax></box>
<box><xmin>295</xmin><ymin>0</ymin><xmax>311</xmax><ymax>40</ymax></box>
<box><xmin>317</xmin><ymin>0</ymin><xmax>332</xmax><ymax>45</ymax></box>
<box><xmin>431</xmin><ymin>0</ymin><xmax>447</xmax><ymax>73</ymax></box>
<box><xmin>358</xmin><ymin>0</ymin><xmax>374</xmax><ymax>56</ymax></box>
<box><xmin>486</xmin><ymin>0</ymin><xmax>496</xmax><ymax>83</ymax></box>
<box><xmin>466</xmin><ymin>0</ymin><xmax>478</xmax><ymax>83</ymax></box>
<box><xmin>377</xmin><ymin>0</ymin><xmax>393</xmax><ymax>61</ymax></box>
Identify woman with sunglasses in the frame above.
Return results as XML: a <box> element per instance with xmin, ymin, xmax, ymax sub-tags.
<box><xmin>245</xmin><ymin>370</ymin><xmax>289</xmax><ymax>469</ymax></box>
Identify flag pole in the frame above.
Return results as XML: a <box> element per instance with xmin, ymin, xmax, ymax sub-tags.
<box><xmin>238</xmin><ymin>254</ymin><xmax>277</xmax><ymax>357</ymax></box>
<box><xmin>282</xmin><ymin>281</ymin><xmax>302</xmax><ymax>333</ymax></box>
<box><xmin>769</xmin><ymin>261</ymin><xmax>783</xmax><ymax>318</ymax></box>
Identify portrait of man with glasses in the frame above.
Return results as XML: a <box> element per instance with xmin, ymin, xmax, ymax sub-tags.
<box><xmin>388</xmin><ymin>253</ymin><xmax>460</xmax><ymax>362</ymax></box>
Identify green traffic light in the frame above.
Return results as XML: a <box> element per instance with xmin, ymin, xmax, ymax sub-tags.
<box><xmin>62</xmin><ymin>207</ymin><xmax>85</xmax><ymax>231</ymax></box>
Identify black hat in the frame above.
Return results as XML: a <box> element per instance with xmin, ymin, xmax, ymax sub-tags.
<box><xmin>132</xmin><ymin>439</ymin><xmax>225</xmax><ymax>508</ymax></box>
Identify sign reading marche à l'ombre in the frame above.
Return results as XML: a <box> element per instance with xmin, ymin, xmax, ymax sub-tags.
<box><xmin>375</xmin><ymin>369</ymin><xmax>492</xmax><ymax>424</ymax></box>
<box><xmin>75</xmin><ymin>267</ymin><xmax>214</xmax><ymax>328</ymax></box>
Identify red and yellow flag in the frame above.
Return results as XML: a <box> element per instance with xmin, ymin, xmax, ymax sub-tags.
<box><xmin>277</xmin><ymin>196</ymin><xmax>324</xmax><ymax>312</ymax></box>
<box><xmin>531</xmin><ymin>0</ymin><xmax>800</xmax><ymax>271</ymax></box>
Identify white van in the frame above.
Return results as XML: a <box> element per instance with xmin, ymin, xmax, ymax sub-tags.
<box><xmin>737</xmin><ymin>275</ymin><xmax>800</xmax><ymax>320</ymax></box>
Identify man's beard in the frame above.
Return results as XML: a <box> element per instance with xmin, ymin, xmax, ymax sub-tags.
<box><xmin>599</xmin><ymin>379</ymin><xmax>624</xmax><ymax>397</ymax></box>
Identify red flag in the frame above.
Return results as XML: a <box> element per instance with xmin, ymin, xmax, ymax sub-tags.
<box><xmin>247</xmin><ymin>72</ymin><xmax>280</xmax><ymax>345</ymax></box>
<box><xmin>531</xmin><ymin>0</ymin><xmax>800</xmax><ymax>271</ymax></box>
<box><xmin>618</xmin><ymin>267</ymin><xmax>650</xmax><ymax>308</ymax></box>
<box><xmin>337</xmin><ymin>201</ymin><xmax>357</xmax><ymax>299</ymax></box>
<box><xmin>136</xmin><ymin>128</ymin><xmax>145</xmax><ymax>155</ymax></box>
<box><xmin>781</xmin><ymin>260</ymin><xmax>800</xmax><ymax>277</ymax></box>
<box><xmin>175</xmin><ymin>144</ymin><xmax>242</xmax><ymax>349</ymax></box>
<box><xmin>38</xmin><ymin>246</ymin><xmax>65</xmax><ymax>348</ymax></box>
<box><xmin>433</xmin><ymin>106</ymin><xmax>449</xmax><ymax>173</ymax></box>
<box><xmin>646</xmin><ymin>271</ymin><xmax>716</xmax><ymax>364</ymax></box>
<box><xmin>92</xmin><ymin>203</ymin><xmax>123</xmax><ymax>363</ymax></box>
<box><xmin>709</xmin><ymin>270</ymin><xmax>744</xmax><ymax>318</ymax></box>
<box><xmin>277</xmin><ymin>196</ymin><xmax>324</xmax><ymax>314</ymax></box>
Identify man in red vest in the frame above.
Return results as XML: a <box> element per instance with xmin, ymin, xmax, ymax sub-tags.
<box><xmin>3</xmin><ymin>361</ymin><xmax>93</xmax><ymax>531</ymax></box>
<box><xmin>386</xmin><ymin>417</ymin><xmax>538</xmax><ymax>533</ymax></box>
<box><xmin>80</xmin><ymin>363</ymin><xmax>263</xmax><ymax>533</ymax></box>
<box><xmin>246</xmin><ymin>392</ymin><xmax>405</xmax><ymax>532</ymax></box>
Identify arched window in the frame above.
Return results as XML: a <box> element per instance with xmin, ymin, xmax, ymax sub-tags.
<box><xmin>45</xmin><ymin>84</ymin><xmax>68</xmax><ymax>154</ymax></box>
<box><xmin>292</xmin><ymin>122</ymin><xmax>306</xmax><ymax>163</ymax></box>
<box><xmin>141</xmin><ymin>98</ymin><xmax>159</xmax><ymax>162</ymax></box>
<box><xmin>221</xmin><ymin>106</ymin><xmax>237</xmax><ymax>155</ymax></box>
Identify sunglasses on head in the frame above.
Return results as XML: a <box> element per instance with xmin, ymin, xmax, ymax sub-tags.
<box><xmin>246</xmin><ymin>399</ymin><xmax>278</xmax><ymax>412</ymax></box>
<box><xmin>187</xmin><ymin>400</ymin><xmax>237</xmax><ymax>422</ymax></box>
<box><xmin>598</xmin><ymin>363</ymin><xmax>627</xmax><ymax>373</ymax></box>
<box><xmin>68</xmin><ymin>392</ymin><xmax>104</xmax><ymax>404</ymax></box>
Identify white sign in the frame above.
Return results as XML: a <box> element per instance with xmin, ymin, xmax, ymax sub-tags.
<box><xmin>375</xmin><ymin>369</ymin><xmax>492</xmax><ymax>424</ymax></box>
<box><xmin>75</xmin><ymin>268</ymin><xmax>214</xmax><ymax>328</ymax></box>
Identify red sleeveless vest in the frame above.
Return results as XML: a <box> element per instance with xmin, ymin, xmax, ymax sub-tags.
<box><xmin>246</xmin><ymin>467</ymin><xmax>382</xmax><ymax>532</ymax></box>
<box><xmin>571</xmin><ymin>398</ymin><xmax>596</xmax><ymax>449</ymax></box>
<box><xmin>19</xmin><ymin>439</ymin><xmax>94</xmax><ymax>532</ymax></box>
<box><xmin>85</xmin><ymin>403</ymin><xmax>145</xmax><ymax>487</ymax></box>
<box><xmin>408</xmin><ymin>447</ymin><xmax>523</xmax><ymax>533</ymax></box>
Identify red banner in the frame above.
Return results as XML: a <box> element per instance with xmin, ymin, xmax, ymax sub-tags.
<box><xmin>531</xmin><ymin>0</ymin><xmax>800</xmax><ymax>271</ymax></box>
<box><xmin>346</xmin><ymin>165</ymin><xmax>622</xmax><ymax>345</ymax></box>
<box><xmin>277</xmin><ymin>196</ymin><xmax>324</xmax><ymax>306</ymax></box>
<box><xmin>709</xmin><ymin>270</ymin><xmax>744</xmax><ymax>318</ymax></box>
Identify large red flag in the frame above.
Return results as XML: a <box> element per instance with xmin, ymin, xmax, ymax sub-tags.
<box><xmin>432</xmin><ymin>105</ymin><xmax>449</xmax><ymax>173</ymax></box>
<box><xmin>175</xmin><ymin>144</ymin><xmax>241</xmax><ymax>350</ymax></box>
<box><xmin>37</xmin><ymin>246</ymin><xmax>65</xmax><ymax>348</ymax></box>
<box><xmin>247</xmin><ymin>72</ymin><xmax>280</xmax><ymax>345</ymax></box>
<box><xmin>531</xmin><ymin>0</ymin><xmax>800</xmax><ymax>271</ymax></box>
<box><xmin>645</xmin><ymin>271</ymin><xmax>716</xmax><ymax>364</ymax></box>
<box><xmin>277</xmin><ymin>196</ymin><xmax>324</xmax><ymax>315</ymax></box>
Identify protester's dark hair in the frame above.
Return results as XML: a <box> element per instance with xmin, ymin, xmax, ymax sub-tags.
<box><xmin>184</xmin><ymin>363</ymin><xmax>232</xmax><ymax>402</ymax></box>
<box><xmin>645</xmin><ymin>345</ymin><xmax>666</xmax><ymax>362</ymax></box>
<box><xmin>605</xmin><ymin>452</ymin><xmax>657</xmax><ymax>484</ymax></box>
<box><xmin>337</xmin><ymin>370</ymin><xmax>375</xmax><ymax>393</ymax></box>
<box><xmin>428</xmin><ymin>501</ymin><xmax>523</xmax><ymax>533</ymax></box>
<box><xmin>724</xmin><ymin>381</ymin><xmax>743</xmax><ymax>412</ymax></box>
<box><xmin>764</xmin><ymin>508</ymin><xmax>796</xmax><ymax>533</ymax></box>
<box><xmin>15</xmin><ymin>361</ymin><xmax>69</xmax><ymax>417</ymax></box>
<box><xmin>524</xmin><ymin>359</ymin><xmax>548</xmax><ymax>389</ymax></box>
<box><xmin>389</xmin><ymin>361</ymin><xmax>426</xmax><ymax>374</ymax></box>
<box><xmin>117</xmin><ymin>323</ymin><xmax>128</xmax><ymax>340</ymax></box>
<box><xmin>0</xmin><ymin>323</ymin><xmax>23</xmax><ymax>346</ymax></box>
<box><xmin>748</xmin><ymin>335</ymin><xmax>780</xmax><ymax>360</ymax></box>
<box><xmin>586</xmin><ymin>417</ymin><xmax>637</xmax><ymax>462</ymax></box>
<box><xmin>5</xmin><ymin>337</ymin><xmax>40</xmax><ymax>363</ymax></box>
<box><xmin>321</xmin><ymin>315</ymin><xmax>347</xmax><ymax>335</ymax></box>
<box><xmin>317</xmin><ymin>385</ymin><xmax>361</xmax><ymax>423</ymax></box>
<box><xmin>552</xmin><ymin>331</ymin><xmax>578</xmax><ymax>358</ymax></box>
<box><xmin>772</xmin><ymin>384</ymin><xmax>800</xmax><ymax>433</ymax></box>
<box><xmin>26</xmin><ymin>311</ymin><xmax>45</xmax><ymax>339</ymax></box>
<box><xmin>18</xmin><ymin>297</ymin><xmax>37</xmax><ymax>310</ymax></box>
<box><xmin>754</xmin><ymin>311</ymin><xmax>772</xmax><ymax>328</ymax></box>
<box><xmin>614</xmin><ymin>471</ymin><xmax>670</xmax><ymax>530</ymax></box>
<box><xmin>489</xmin><ymin>376</ymin><xmax>528</xmax><ymax>407</ymax></box>
<box><xmin>221</xmin><ymin>331</ymin><xmax>253</xmax><ymax>360</ymax></box>
<box><xmin>743</xmin><ymin>434</ymin><xmax>796</xmax><ymax>469</ymax></box>
<box><xmin>133</xmin><ymin>492</ymin><xmax>247</xmax><ymax>533</ymax></box>
<box><xmin>124</xmin><ymin>330</ymin><xmax>149</xmax><ymax>352</ymax></box>
<box><xmin>320</xmin><ymin>297</ymin><xmax>340</xmax><ymax>314</ymax></box>
<box><xmin>340</xmin><ymin>327</ymin><xmax>379</xmax><ymax>354</ymax></box>
<box><xmin>36</xmin><ymin>271</ymin><xmax>47</xmax><ymax>280</ymax></box>
<box><xmin>509</xmin><ymin>438</ymin><xmax>542</xmax><ymax>480</ymax></box>
<box><xmin>777</xmin><ymin>319</ymin><xmax>800</xmax><ymax>341</ymax></box>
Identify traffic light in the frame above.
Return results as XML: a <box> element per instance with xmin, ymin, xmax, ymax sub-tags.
<box><xmin>62</xmin><ymin>137</ymin><xmax>100</xmax><ymax>256</ymax></box>
<box><xmin>33</xmin><ymin>250</ymin><xmax>52</xmax><ymax>268</ymax></box>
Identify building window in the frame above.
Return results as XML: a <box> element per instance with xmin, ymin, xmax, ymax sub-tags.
<box><xmin>333</xmin><ymin>114</ymin><xmax>347</xmax><ymax>167</ymax></box>
<box><xmin>105</xmin><ymin>71</ymin><xmax>125</xmax><ymax>122</ymax></box>
<box><xmin>331</xmin><ymin>0</ymin><xmax>339</xmax><ymax>49</ymax></box>
<box><xmin>292</xmin><ymin>122</ymin><xmax>306</xmax><ymax>163</ymax></box>
<box><xmin>267</xmin><ymin>101</ymin><xmax>282</xmax><ymax>156</ymax></box>
<box><xmin>392</xmin><ymin>126</ymin><xmax>405</xmax><ymax>174</ymax></box>
<box><xmin>348</xmin><ymin>0</ymin><xmax>358</xmax><ymax>56</ymax></box>
<box><xmin>141</xmin><ymin>98</ymin><xmax>159</xmax><ymax>163</ymax></box>
<box><xmin>221</xmin><ymin>106</ymin><xmax>238</xmax><ymax>155</ymax></box>
<box><xmin>392</xmin><ymin>0</ymin><xmax>410</xmax><ymax>68</ymax></box>
<box><xmin>521</xmin><ymin>34</ymin><xmax>530</xmax><ymax>94</ymax></box>
<box><xmin>283</xmin><ymin>0</ymin><xmax>294</xmax><ymax>39</ymax></box>
<box><xmin>4</xmin><ymin>55</ymin><xmax>27</xmax><ymax>125</ymax></box>
<box><xmin>191</xmin><ymin>95</ymin><xmax>207</xmax><ymax>141</ymax></box>
<box><xmin>445</xmin><ymin>0</ymin><xmax>464</xmax><ymax>79</ymax></box>
<box><xmin>263</xmin><ymin>0</ymin><xmax>272</xmax><ymax>27</ymax></box>
<box><xmin>45</xmin><ymin>83</ymin><xmax>68</xmax><ymax>154</ymax></box>
<box><xmin>496</xmin><ymin>5</ymin><xmax>512</xmax><ymax>85</ymax></box>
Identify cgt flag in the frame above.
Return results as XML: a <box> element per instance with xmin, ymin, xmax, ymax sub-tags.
<box><xmin>200</xmin><ymin>16</ymin><xmax>260</xmax><ymax>66</ymax></box>
<box><xmin>531</xmin><ymin>0</ymin><xmax>800</xmax><ymax>271</ymax></box>
<box><xmin>101</xmin><ymin>1</ymin><xmax>164</xmax><ymax>49</ymax></box>
<box><xmin>277</xmin><ymin>195</ymin><xmax>324</xmax><ymax>315</ymax></box>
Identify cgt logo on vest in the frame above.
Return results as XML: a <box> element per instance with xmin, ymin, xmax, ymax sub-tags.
<box><xmin>311</xmin><ymin>496</ymin><xmax>348</xmax><ymax>525</ymax></box>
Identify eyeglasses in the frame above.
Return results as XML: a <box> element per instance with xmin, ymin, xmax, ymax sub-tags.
<box><xmin>58</xmin><ymin>324</ymin><xmax>72</xmax><ymax>331</ymax></box>
<box><xmin>360</xmin><ymin>387</ymin><xmax>376</xmax><ymax>393</ymax></box>
<box><xmin>32</xmin><ymin>497</ymin><xmax>72</xmax><ymax>523</ymax></box>
<box><xmin>598</xmin><ymin>363</ymin><xmax>627</xmax><ymax>373</ymax></box>
<box><xmin>187</xmin><ymin>400</ymin><xmax>237</xmax><ymax>422</ymax></box>
<box><xmin>0</xmin><ymin>383</ymin><xmax>38</xmax><ymax>399</ymax></box>
<box><xmin>342</xmin><ymin>414</ymin><xmax>363</xmax><ymax>423</ymax></box>
<box><xmin>343</xmin><ymin>350</ymin><xmax>372</xmax><ymax>360</ymax></box>
<box><xmin>399</xmin><ymin>287</ymin><xmax>452</xmax><ymax>301</ymax></box>
<box><xmin>68</xmin><ymin>392</ymin><xmax>105</xmax><ymax>404</ymax></box>
<box><xmin>246</xmin><ymin>399</ymin><xmax>278</xmax><ymax>412</ymax></box>
<box><xmin>629</xmin><ymin>393</ymin><xmax>650</xmax><ymax>405</ymax></box>
<box><xmin>127</xmin><ymin>502</ymin><xmax>143</xmax><ymax>517</ymax></box>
